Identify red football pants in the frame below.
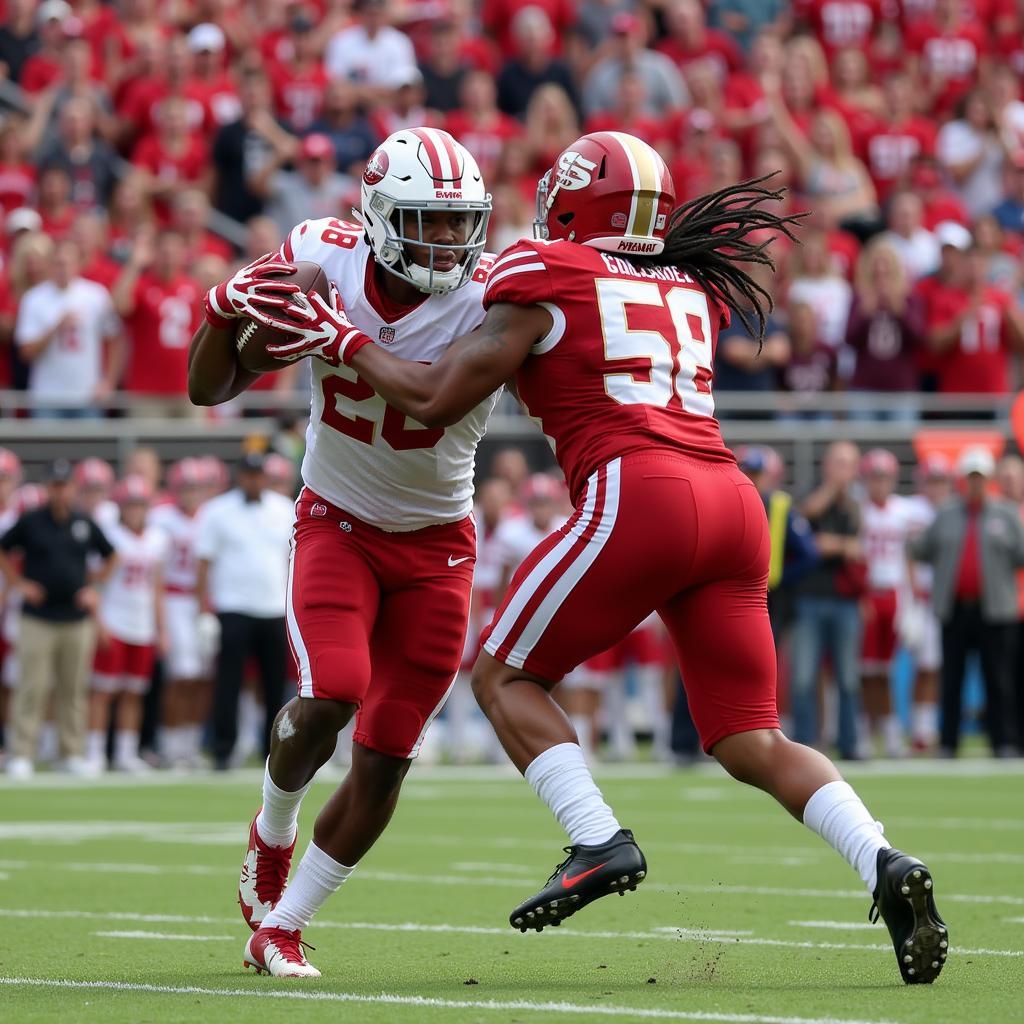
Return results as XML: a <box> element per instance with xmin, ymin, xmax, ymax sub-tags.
<box><xmin>482</xmin><ymin>453</ymin><xmax>780</xmax><ymax>752</ymax></box>
<box><xmin>287</xmin><ymin>489</ymin><xmax>476</xmax><ymax>759</ymax></box>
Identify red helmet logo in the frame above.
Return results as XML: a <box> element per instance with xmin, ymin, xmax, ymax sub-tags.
<box><xmin>363</xmin><ymin>150</ymin><xmax>389</xmax><ymax>186</ymax></box>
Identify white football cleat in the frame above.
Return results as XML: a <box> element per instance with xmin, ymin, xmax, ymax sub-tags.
<box><xmin>112</xmin><ymin>754</ymin><xmax>153</xmax><ymax>775</ymax></box>
<box><xmin>244</xmin><ymin>926</ymin><xmax>320</xmax><ymax>977</ymax></box>
<box><xmin>5</xmin><ymin>756</ymin><xmax>33</xmax><ymax>780</ymax></box>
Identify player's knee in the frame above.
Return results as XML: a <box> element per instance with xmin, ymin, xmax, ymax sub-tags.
<box><xmin>277</xmin><ymin>695</ymin><xmax>353</xmax><ymax>744</ymax></box>
<box><xmin>712</xmin><ymin>728</ymin><xmax>789</xmax><ymax>785</ymax></box>
<box><xmin>351</xmin><ymin>742</ymin><xmax>411</xmax><ymax>804</ymax></box>
<box><xmin>470</xmin><ymin>658</ymin><xmax>501</xmax><ymax>711</ymax></box>
<box><xmin>308</xmin><ymin>645</ymin><xmax>372</xmax><ymax>705</ymax></box>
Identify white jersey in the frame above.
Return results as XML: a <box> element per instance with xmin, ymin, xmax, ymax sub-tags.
<box><xmin>494</xmin><ymin>514</ymin><xmax>561</xmax><ymax>579</ymax></box>
<box><xmin>14</xmin><ymin>277</ymin><xmax>116</xmax><ymax>403</ymax></box>
<box><xmin>0</xmin><ymin>505</ymin><xmax>15</xmax><ymax>645</ymax></box>
<box><xmin>473</xmin><ymin>517</ymin><xmax>507</xmax><ymax>602</ymax></box>
<box><xmin>862</xmin><ymin>495</ymin><xmax>913</xmax><ymax>592</ymax></box>
<box><xmin>100</xmin><ymin>523</ymin><xmax>168</xmax><ymax>645</ymax></box>
<box><xmin>903</xmin><ymin>493</ymin><xmax>938</xmax><ymax>594</ymax></box>
<box><xmin>149</xmin><ymin>502</ymin><xmax>201</xmax><ymax>593</ymax></box>
<box><xmin>281</xmin><ymin>218</ymin><xmax>498</xmax><ymax>531</ymax></box>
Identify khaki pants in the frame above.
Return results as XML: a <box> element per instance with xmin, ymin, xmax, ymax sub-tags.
<box><xmin>12</xmin><ymin>615</ymin><xmax>96</xmax><ymax>761</ymax></box>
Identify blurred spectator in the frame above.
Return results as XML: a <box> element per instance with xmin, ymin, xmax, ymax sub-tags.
<box><xmin>14</xmin><ymin>237</ymin><xmax>122</xmax><ymax>416</ymax></box>
<box><xmin>990</xmin><ymin>152</ymin><xmax>1024</xmax><ymax>236</ymax></box>
<box><xmin>972</xmin><ymin>214</ymin><xmax>1021</xmax><ymax>293</ymax></box>
<box><xmin>106</xmin><ymin>174</ymin><xmax>155</xmax><ymax>263</ymax></box>
<box><xmin>73</xmin><ymin>211</ymin><xmax>121</xmax><ymax>289</ymax></box>
<box><xmin>269</xmin><ymin>12</ymin><xmax>328</xmax><ymax>133</ymax></box>
<box><xmin>583</xmin><ymin>12</ymin><xmax>686</xmax><ymax>118</ymax></box>
<box><xmin>995</xmin><ymin>453</ymin><xmax>1024</xmax><ymax>753</ymax></box>
<box><xmin>131</xmin><ymin>97</ymin><xmax>212</xmax><ymax>224</ymax></box>
<box><xmin>445</xmin><ymin>71</ymin><xmax>522</xmax><ymax>185</ymax></box>
<box><xmin>798</xmin><ymin>0</ymin><xmax>878</xmax><ymax>58</ymax></box>
<box><xmin>909</xmin><ymin>447</ymin><xmax>1024</xmax><ymax>757</ymax></box>
<box><xmin>779</xmin><ymin>300</ymin><xmax>838</xmax><ymax>412</ymax></box>
<box><xmin>877</xmin><ymin>192</ymin><xmax>939</xmax><ymax>283</ymax></box>
<box><xmin>523</xmin><ymin>85</ymin><xmax>580</xmax><ymax>179</ymax></box>
<box><xmin>187</xmin><ymin>23</ymin><xmax>242</xmax><ymax>130</ymax></box>
<box><xmin>19</xmin><ymin>1</ymin><xmax>74</xmax><ymax>95</ymax></box>
<box><xmin>487</xmin><ymin>183</ymin><xmax>535</xmax><ymax>252</ymax></box>
<box><xmin>419</xmin><ymin>17</ymin><xmax>471</xmax><ymax>114</ymax></box>
<box><xmin>792</xmin><ymin>440</ymin><xmax>864</xmax><ymax>760</ymax></box>
<box><xmin>906</xmin><ymin>0</ymin><xmax>986</xmax><ymax>116</ymax></box>
<box><xmin>910</xmin><ymin>157</ymin><xmax>970</xmax><ymax>230</ymax></box>
<box><xmin>371</xmin><ymin>69</ymin><xmax>442</xmax><ymax>138</ymax></box>
<box><xmin>35</xmin><ymin>163</ymin><xmax>76</xmax><ymax>237</ymax></box>
<box><xmin>845</xmin><ymin>237</ymin><xmax>926</xmax><ymax>417</ymax></box>
<box><xmin>74</xmin><ymin>457</ymin><xmax>116</xmax><ymax>531</ymax></box>
<box><xmin>0</xmin><ymin>458</ymin><xmax>115</xmax><ymax>780</ymax></box>
<box><xmin>484</xmin><ymin>0</ymin><xmax>576</xmax><ymax>59</ymax></box>
<box><xmin>172</xmin><ymin>189</ymin><xmax>233</xmax><ymax>264</ymax></box>
<box><xmin>112</xmin><ymin>228</ymin><xmax>201</xmax><ymax>409</ymax></box>
<box><xmin>258</xmin><ymin>132</ymin><xmax>356</xmax><ymax>238</ymax></box>
<box><xmin>308</xmin><ymin>79</ymin><xmax>379</xmax><ymax>178</ymax></box>
<box><xmin>490</xmin><ymin>447</ymin><xmax>530</xmax><ymax>496</ymax></box>
<box><xmin>739</xmin><ymin>445</ymin><xmax>818</xmax><ymax>639</ymax></box>
<box><xmin>0</xmin><ymin>0</ymin><xmax>41</xmax><ymax>85</ymax></box>
<box><xmin>829</xmin><ymin>48</ymin><xmax>884</xmax><ymax>136</ymax></box>
<box><xmin>34</xmin><ymin>97</ymin><xmax>118</xmax><ymax>210</ymax></box>
<box><xmin>787</xmin><ymin>230</ymin><xmax>854</xmax><ymax>356</ymax></box>
<box><xmin>212</xmin><ymin>68</ymin><xmax>292</xmax><ymax>224</ymax></box>
<box><xmin>264</xmin><ymin>453</ymin><xmax>298</xmax><ymax>498</ymax></box>
<box><xmin>929</xmin><ymin>244</ymin><xmax>1024</xmax><ymax>397</ymax></box>
<box><xmin>195</xmin><ymin>452</ymin><xmax>293</xmax><ymax>770</ymax></box>
<box><xmin>86</xmin><ymin>476</ymin><xmax>166</xmax><ymax>774</ymax></box>
<box><xmin>657</xmin><ymin>0</ymin><xmax>743</xmax><ymax>88</ymax></box>
<box><xmin>708</xmin><ymin>0</ymin><xmax>788</xmax><ymax>53</ymax></box>
<box><xmin>585</xmin><ymin>69</ymin><xmax>665</xmax><ymax>141</ymax></box>
<box><xmin>0</xmin><ymin>117</ymin><xmax>35</xmax><ymax>216</ymax></box>
<box><xmin>325</xmin><ymin>0</ymin><xmax>418</xmax><ymax>103</ymax></box>
<box><xmin>936</xmin><ymin>91</ymin><xmax>1008</xmax><ymax>220</ymax></box>
<box><xmin>859</xmin><ymin>71</ymin><xmax>938</xmax><ymax>204</ymax></box>
<box><xmin>243</xmin><ymin>215</ymin><xmax>284</xmax><ymax>263</ymax></box>
<box><xmin>497</xmin><ymin>7</ymin><xmax>579</xmax><ymax>119</ymax></box>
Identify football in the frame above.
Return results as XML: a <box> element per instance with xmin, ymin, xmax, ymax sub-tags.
<box><xmin>234</xmin><ymin>261</ymin><xmax>331</xmax><ymax>373</ymax></box>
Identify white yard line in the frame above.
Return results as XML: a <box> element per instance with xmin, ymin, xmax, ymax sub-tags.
<box><xmin>786</xmin><ymin>922</ymin><xmax>888</xmax><ymax>932</ymax></box>
<box><xmin>94</xmin><ymin>930</ymin><xmax>235</xmax><ymax>942</ymax></box>
<box><xmin>0</xmin><ymin>976</ymin><xmax>903</xmax><ymax>1024</ymax></box>
<box><xmin>4</xmin><ymin>908</ymin><xmax>1019</xmax><ymax>958</ymax></box>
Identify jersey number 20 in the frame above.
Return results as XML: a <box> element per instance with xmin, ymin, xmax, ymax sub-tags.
<box><xmin>598</xmin><ymin>279</ymin><xmax>715</xmax><ymax>417</ymax></box>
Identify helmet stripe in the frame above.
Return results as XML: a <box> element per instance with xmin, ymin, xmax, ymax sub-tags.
<box><xmin>410</xmin><ymin>127</ymin><xmax>465</xmax><ymax>189</ymax></box>
<box><xmin>410</xmin><ymin>127</ymin><xmax>446</xmax><ymax>188</ymax></box>
<box><xmin>435</xmin><ymin>130</ymin><xmax>464</xmax><ymax>188</ymax></box>
<box><xmin>609</xmin><ymin>132</ymin><xmax>663</xmax><ymax>239</ymax></box>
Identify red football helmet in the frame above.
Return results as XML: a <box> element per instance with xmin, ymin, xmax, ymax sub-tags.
<box><xmin>74</xmin><ymin>457</ymin><xmax>115</xmax><ymax>490</ymax></box>
<box><xmin>114</xmin><ymin>474</ymin><xmax>153</xmax><ymax>505</ymax></box>
<box><xmin>167</xmin><ymin>457</ymin><xmax>205</xmax><ymax>492</ymax></box>
<box><xmin>534</xmin><ymin>131</ymin><xmax>676</xmax><ymax>256</ymax></box>
<box><xmin>862</xmin><ymin>449</ymin><xmax>899</xmax><ymax>478</ymax></box>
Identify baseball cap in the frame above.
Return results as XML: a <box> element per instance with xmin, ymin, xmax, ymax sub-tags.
<box><xmin>74</xmin><ymin>457</ymin><xmax>115</xmax><ymax>488</ymax></box>
<box><xmin>935</xmin><ymin>220</ymin><xmax>972</xmax><ymax>252</ymax></box>
<box><xmin>47</xmin><ymin>458</ymin><xmax>74</xmax><ymax>483</ymax></box>
<box><xmin>168</xmin><ymin>457</ymin><xmax>206</xmax><ymax>490</ymax></box>
<box><xmin>114</xmin><ymin>474</ymin><xmax>154</xmax><ymax>505</ymax></box>
<box><xmin>917</xmin><ymin>452</ymin><xmax>952</xmax><ymax>480</ymax></box>
<box><xmin>187</xmin><ymin>23</ymin><xmax>226</xmax><ymax>53</ymax></box>
<box><xmin>238</xmin><ymin>451</ymin><xmax>266</xmax><ymax>473</ymax></box>
<box><xmin>737</xmin><ymin>446</ymin><xmax>769</xmax><ymax>474</ymax></box>
<box><xmin>958</xmin><ymin>446</ymin><xmax>995</xmax><ymax>478</ymax></box>
<box><xmin>300</xmin><ymin>133</ymin><xmax>334</xmax><ymax>160</ymax></box>
<box><xmin>7</xmin><ymin>207</ymin><xmax>42</xmax><ymax>235</ymax></box>
<box><xmin>37</xmin><ymin>0</ymin><xmax>71</xmax><ymax>24</ymax></box>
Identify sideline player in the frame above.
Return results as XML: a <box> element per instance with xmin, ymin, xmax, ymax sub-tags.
<box><xmin>264</xmin><ymin>132</ymin><xmax>949</xmax><ymax>985</ymax></box>
<box><xmin>188</xmin><ymin>128</ymin><xmax>495</xmax><ymax>977</ymax></box>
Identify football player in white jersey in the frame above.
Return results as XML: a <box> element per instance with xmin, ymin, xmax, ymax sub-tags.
<box><xmin>859</xmin><ymin>449</ymin><xmax>914</xmax><ymax>758</ymax></box>
<box><xmin>189</xmin><ymin>127</ymin><xmax>495</xmax><ymax>977</ymax></box>
<box><xmin>0</xmin><ymin>448</ymin><xmax>22</xmax><ymax>761</ymax></box>
<box><xmin>86</xmin><ymin>476</ymin><xmax>168</xmax><ymax>774</ymax></box>
<box><xmin>149</xmin><ymin>458</ymin><xmax>209</xmax><ymax>769</ymax></box>
<box><xmin>902</xmin><ymin>454</ymin><xmax>953</xmax><ymax>751</ymax></box>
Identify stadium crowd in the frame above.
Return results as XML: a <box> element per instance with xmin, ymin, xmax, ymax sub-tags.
<box><xmin>0</xmin><ymin>440</ymin><xmax>1022</xmax><ymax>776</ymax></box>
<box><xmin>1</xmin><ymin>0</ymin><xmax>1024</xmax><ymax>408</ymax></box>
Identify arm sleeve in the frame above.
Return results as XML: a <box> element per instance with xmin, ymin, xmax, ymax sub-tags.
<box><xmin>0</xmin><ymin>515</ymin><xmax>25</xmax><ymax>552</ymax></box>
<box><xmin>482</xmin><ymin>240</ymin><xmax>556</xmax><ymax>310</ymax></box>
<box><xmin>278</xmin><ymin>219</ymin><xmax>314</xmax><ymax>262</ymax></box>
<box><xmin>781</xmin><ymin>511</ymin><xmax>820</xmax><ymax>587</ymax></box>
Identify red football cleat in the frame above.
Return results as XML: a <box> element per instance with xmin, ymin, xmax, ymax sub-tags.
<box><xmin>244</xmin><ymin>926</ymin><xmax>320</xmax><ymax>978</ymax></box>
<box><xmin>238</xmin><ymin>811</ymin><xmax>295</xmax><ymax>932</ymax></box>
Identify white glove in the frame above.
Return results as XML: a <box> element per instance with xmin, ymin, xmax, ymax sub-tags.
<box><xmin>204</xmin><ymin>253</ymin><xmax>303</xmax><ymax>331</ymax></box>
<box><xmin>264</xmin><ymin>285</ymin><xmax>373</xmax><ymax>366</ymax></box>
<box><xmin>197</xmin><ymin>611</ymin><xmax>222</xmax><ymax>662</ymax></box>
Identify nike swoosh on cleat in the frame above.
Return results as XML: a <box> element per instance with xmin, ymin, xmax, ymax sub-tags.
<box><xmin>448</xmin><ymin>555</ymin><xmax>471</xmax><ymax>566</ymax></box>
<box><xmin>561</xmin><ymin>862</ymin><xmax>609</xmax><ymax>888</ymax></box>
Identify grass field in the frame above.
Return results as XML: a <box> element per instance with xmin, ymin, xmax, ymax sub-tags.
<box><xmin>0</xmin><ymin>760</ymin><xmax>1021</xmax><ymax>1024</ymax></box>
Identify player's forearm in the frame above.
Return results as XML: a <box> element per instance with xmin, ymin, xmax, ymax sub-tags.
<box><xmin>350</xmin><ymin>344</ymin><xmax>461</xmax><ymax>427</ymax></box>
<box><xmin>187</xmin><ymin>321</ymin><xmax>260</xmax><ymax>406</ymax></box>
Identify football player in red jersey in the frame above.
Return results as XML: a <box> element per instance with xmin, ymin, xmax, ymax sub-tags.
<box><xmin>258</xmin><ymin>132</ymin><xmax>948</xmax><ymax>985</ymax></box>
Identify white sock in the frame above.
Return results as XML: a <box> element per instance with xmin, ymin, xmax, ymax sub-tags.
<box><xmin>261</xmin><ymin>841</ymin><xmax>354</xmax><ymax>932</ymax></box>
<box><xmin>184</xmin><ymin>724</ymin><xmax>203</xmax><ymax>758</ymax></box>
<box><xmin>603</xmin><ymin>676</ymin><xmax>636</xmax><ymax>760</ymax></box>
<box><xmin>803</xmin><ymin>780</ymin><xmax>891</xmax><ymax>893</ymax></box>
<box><xmin>911</xmin><ymin>704</ymin><xmax>938</xmax><ymax>743</ymax></box>
<box><xmin>38</xmin><ymin>721</ymin><xmax>58</xmax><ymax>763</ymax></box>
<box><xmin>86</xmin><ymin>730</ymin><xmax>105</xmax><ymax>765</ymax></box>
<box><xmin>256</xmin><ymin>759</ymin><xmax>311</xmax><ymax>848</ymax></box>
<box><xmin>524</xmin><ymin>742</ymin><xmax>621</xmax><ymax>847</ymax></box>
<box><xmin>162</xmin><ymin>727</ymin><xmax>184</xmax><ymax>761</ymax></box>
<box><xmin>638</xmin><ymin>667</ymin><xmax>670</xmax><ymax>756</ymax></box>
<box><xmin>883</xmin><ymin>715</ymin><xmax>905</xmax><ymax>755</ymax></box>
<box><xmin>115</xmin><ymin>730</ymin><xmax>138</xmax><ymax>764</ymax></box>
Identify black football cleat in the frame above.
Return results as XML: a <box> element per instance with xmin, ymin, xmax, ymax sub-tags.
<box><xmin>509</xmin><ymin>829</ymin><xmax>646</xmax><ymax>932</ymax></box>
<box><xmin>870</xmin><ymin>847</ymin><xmax>949</xmax><ymax>984</ymax></box>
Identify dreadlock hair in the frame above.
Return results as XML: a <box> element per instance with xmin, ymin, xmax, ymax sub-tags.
<box><xmin>632</xmin><ymin>174</ymin><xmax>807</xmax><ymax>345</ymax></box>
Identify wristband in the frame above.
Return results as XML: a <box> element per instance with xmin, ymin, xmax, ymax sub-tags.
<box><xmin>204</xmin><ymin>287</ymin><xmax>234</xmax><ymax>330</ymax></box>
<box><xmin>342</xmin><ymin>330</ymin><xmax>374</xmax><ymax>365</ymax></box>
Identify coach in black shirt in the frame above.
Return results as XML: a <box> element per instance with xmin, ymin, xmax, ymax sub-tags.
<box><xmin>0</xmin><ymin>459</ymin><xmax>115</xmax><ymax>778</ymax></box>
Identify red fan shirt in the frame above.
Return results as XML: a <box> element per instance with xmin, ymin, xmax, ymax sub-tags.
<box><xmin>123</xmin><ymin>273</ymin><xmax>202</xmax><ymax>394</ymax></box>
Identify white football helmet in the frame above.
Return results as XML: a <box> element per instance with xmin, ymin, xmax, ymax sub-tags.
<box><xmin>356</xmin><ymin>127</ymin><xmax>491</xmax><ymax>294</ymax></box>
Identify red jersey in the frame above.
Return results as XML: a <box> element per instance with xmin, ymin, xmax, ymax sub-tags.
<box><xmin>927</xmin><ymin>285</ymin><xmax>1014</xmax><ymax>393</ymax></box>
<box><xmin>906</xmin><ymin>20</ymin><xmax>987</xmax><ymax>111</ymax></box>
<box><xmin>270</xmin><ymin>63</ymin><xmax>329</xmax><ymax>132</ymax></box>
<box><xmin>483</xmin><ymin>239</ymin><xmax>732</xmax><ymax>501</ymax></box>
<box><xmin>443</xmin><ymin>111</ymin><xmax>522</xmax><ymax>182</ymax></box>
<box><xmin>857</xmin><ymin>116</ymin><xmax>937</xmax><ymax>199</ymax></box>
<box><xmin>0</xmin><ymin>162</ymin><xmax>35</xmax><ymax>214</ymax></box>
<box><xmin>798</xmin><ymin>0</ymin><xmax>881</xmax><ymax>55</ymax></box>
<box><xmin>655</xmin><ymin>31</ymin><xmax>743</xmax><ymax>85</ymax></box>
<box><xmin>124</xmin><ymin>273</ymin><xmax>202</xmax><ymax>394</ymax></box>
